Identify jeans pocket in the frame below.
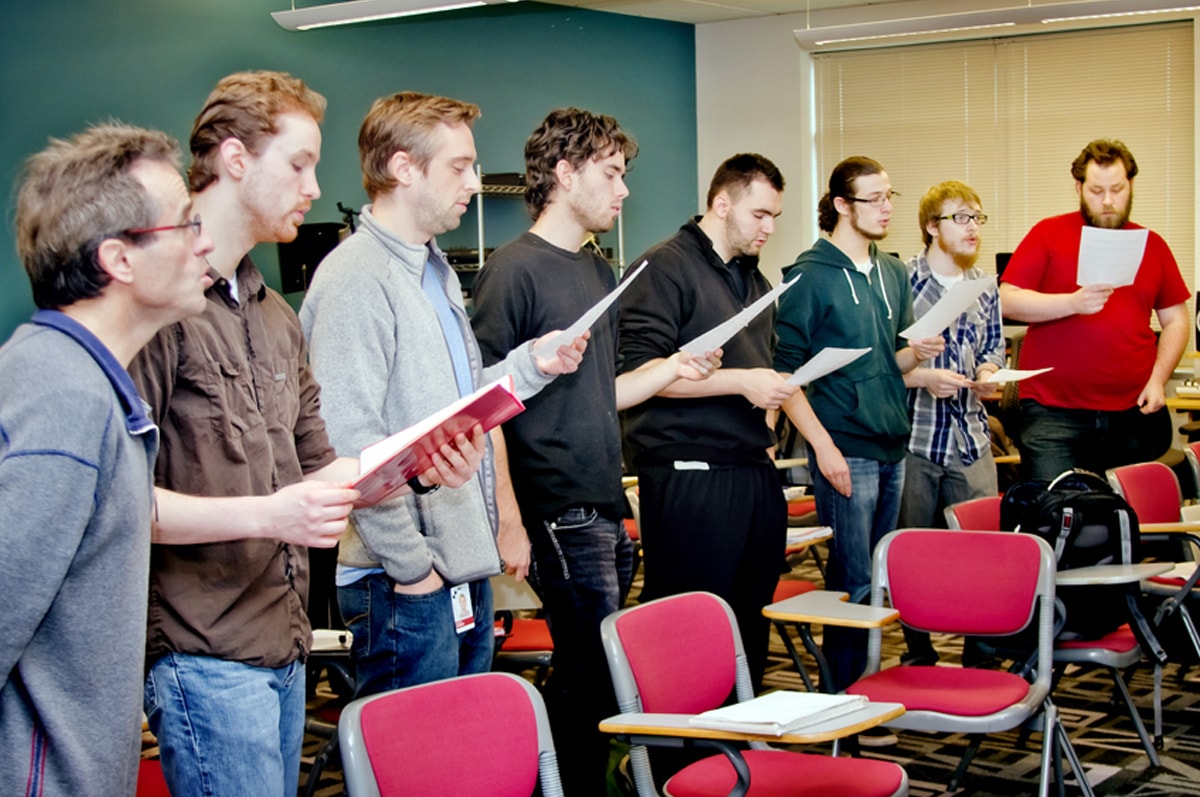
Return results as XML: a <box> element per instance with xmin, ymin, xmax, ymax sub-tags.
<box><xmin>548</xmin><ymin>507</ymin><xmax>599</xmax><ymax>531</ymax></box>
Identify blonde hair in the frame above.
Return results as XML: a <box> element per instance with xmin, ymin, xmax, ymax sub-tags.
<box><xmin>918</xmin><ymin>180</ymin><xmax>982</xmax><ymax>246</ymax></box>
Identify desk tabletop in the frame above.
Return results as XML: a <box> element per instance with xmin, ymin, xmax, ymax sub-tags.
<box><xmin>1056</xmin><ymin>562</ymin><xmax>1173</xmax><ymax>586</ymax></box>
<box><xmin>1140</xmin><ymin>521</ymin><xmax>1200</xmax><ymax>535</ymax></box>
<box><xmin>599</xmin><ymin>702</ymin><xmax>905</xmax><ymax>745</ymax></box>
<box><xmin>763</xmin><ymin>589</ymin><xmax>900</xmax><ymax>628</ymax></box>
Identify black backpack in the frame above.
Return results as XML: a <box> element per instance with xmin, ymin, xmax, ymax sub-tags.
<box><xmin>1000</xmin><ymin>469</ymin><xmax>1140</xmax><ymax>639</ymax></box>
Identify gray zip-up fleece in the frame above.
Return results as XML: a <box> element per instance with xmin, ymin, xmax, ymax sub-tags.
<box><xmin>300</xmin><ymin>207</ymin><xmax>554</xmax><ymax>586</ymax></box>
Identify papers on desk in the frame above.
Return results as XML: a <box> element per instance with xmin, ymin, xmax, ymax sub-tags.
<box><xmin>786</xmin><ymin>347</ymin><xmax>870</xmax><ymax>386</ymax></box>
<box><xmin>689</xmin><ymin>690</ymin><xmax>868</xmax><ymax>736</ymax></box>
<box><xmin>1077</xmin><ymin>227</ymin><xmax>1148</xmax><ymax>287</ymax></box>
<box><xmin>787</xmin><ymin>526</ymin><xmax>832</xmax><ymax>546</ymax></box>
<box><xmin>900</xmin><ymin>277</ymin><xmax>995</xmax><ymax>340</ymax></box>
<box><xmin>680</xmin><ymin>277</ymin><xmax>797</xmax><ymax>355</ymax></box>
<box><xmin>983</xmin><ymin>367</ymin><xmax>1053</xmax><ymax>384</ymax></box>
<box><xmin>531</xmin><ymin>261</ymin><xmax>647</xmax><ymax>359</ymax></box>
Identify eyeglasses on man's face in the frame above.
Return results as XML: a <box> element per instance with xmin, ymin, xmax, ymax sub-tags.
<box><xmin>937</xmin><ymin>212</ymin><xmax>988</xmax><ymax>226</ymax></box>
<box><xmin>846</xmin><ymin>190</ymin><xmax>899</xmax><ymax>208</ymax></box>
<box><xmin>123</xmin><ymin>214</ymin><xmax>203</xmax><ymax>239</ymax></box>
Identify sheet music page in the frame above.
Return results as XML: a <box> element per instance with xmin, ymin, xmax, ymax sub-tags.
<box><xmin>1076</xmin><ymin>226</ymin><xmax>1148</xmax><ymax>287</ymax></box>
<box><xmin>680</xmin><ymin>277</ymin><xmax>797</xmax><ymax>355</ymax></box>
<box><xmin>900</xmin><ymin>277</ymin><xmax>994</xmax><ymax>340</ymax></box>
<box><xmin>531</xmin><ymin>260</ymin><xmax>648</xmax><ymax>359</ymax></box>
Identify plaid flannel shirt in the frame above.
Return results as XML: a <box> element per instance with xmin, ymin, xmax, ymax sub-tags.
<box><xmin>905</xmin><ymin>252</ymin><xmax>1006</xmax><ymax>467</ymax></box>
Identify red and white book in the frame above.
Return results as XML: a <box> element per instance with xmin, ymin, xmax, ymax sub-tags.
<box><xmin>353</xmin><ymin>376</ymin><xmax>525</xmax><ymax>507</ymax></box>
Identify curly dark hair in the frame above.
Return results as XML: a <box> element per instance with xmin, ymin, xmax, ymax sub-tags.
<box><xmin>524</xmin><ymin>108</ymin><xmax>638</xmax><ymax>220</ymax></box>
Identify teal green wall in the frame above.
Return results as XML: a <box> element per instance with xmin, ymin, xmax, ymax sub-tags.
<box><xmin>0</xmin><ymin>0</ymin><xmax>697</xmax><ymax>340</ymax></box>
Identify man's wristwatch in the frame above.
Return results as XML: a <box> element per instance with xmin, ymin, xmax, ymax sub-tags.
<box><xmin>407</xmin><ymin>475</ymin><xmax>440</xmax><ymax>495</ymax></box>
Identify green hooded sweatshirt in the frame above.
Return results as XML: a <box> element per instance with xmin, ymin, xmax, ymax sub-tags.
<box><xmin>774</xmin><ymin>237</ymin><xmax>914</xmax><ymax>463</ymax></box>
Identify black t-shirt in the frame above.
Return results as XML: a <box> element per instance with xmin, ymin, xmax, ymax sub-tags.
<box><xmin>471</xmin><ymin>232</ymin><xmax>624</xmax><ymax>524</ymax></box>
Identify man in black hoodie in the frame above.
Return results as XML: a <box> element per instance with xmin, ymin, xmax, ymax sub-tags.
<box><xmin>619</xmin><ymin>153</ymin><xmax>794</xmax><ymax>685</ymax></box>
<box><xmin>774</xmin><ymin>156</ymin><xmax>943</xmax><ymax>696</ymax></box>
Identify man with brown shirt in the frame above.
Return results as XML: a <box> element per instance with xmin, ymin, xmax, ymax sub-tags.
<box><xmin>129</xmin><ymin>72</ymin><xmax>484</xmax><ymax>797</ymax></box>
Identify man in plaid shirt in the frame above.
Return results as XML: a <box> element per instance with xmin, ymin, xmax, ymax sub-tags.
<box><xmin>899</xmin><ymin>181</ymin><xmax>1005</xmax><ymax>662</ymax></box>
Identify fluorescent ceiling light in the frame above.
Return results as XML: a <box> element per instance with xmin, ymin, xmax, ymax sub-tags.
<box><xmin>1043</xmin><ymin>5</ymin><xmax>1200</xmax><ymax>23</ymax></box>
<box><xmin>795</xmin><ymin>1</ymin><xmax>1200</xmax><ymax>51</ymax></box>
<box><xmin>816</xmin><ymin>23</ymin><xmax>1015</xmax><ymax>47</ymax></box>
<box><xmin>273</xmin><ymin>0</ymin><xmax>518</xmax><ymax>30</ymax></box>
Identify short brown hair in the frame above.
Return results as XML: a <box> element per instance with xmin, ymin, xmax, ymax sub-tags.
<box><xmin>523</xmin><ymin>108</ymin><xmax>638</xmax><ymax>220</ymax></box>
<box><xmin>918</xmin><ymin>180</ymin><xmax>982</xmax><ymax>246</ymax></box>
<box><xmin>15</xmin><ymin>123</ymin><xmax>181</xmax><ymax>309</ymax></box>
<box><xmin>1071</xmin><ymin>139</ymin><xmax>1138</xmax><ymax>183</ymax></box>
<box><xmin>705</xmin><ymin>153</ymin><xmax>784</xmax><ymax>209</ymax></box>
<box><xmin>189</xmin><ymin>70</ymin><xmax>326</xmax><ymax>193</ymax></box>
<box><xmin>359</xmin><ymin>92</ymin><xmax>481</xmax><ymax>200</ymax></box>
<box><xmin>817</xmin><ymin>155</ymin><xmax>886</xmax><ymax>234</ymax></box>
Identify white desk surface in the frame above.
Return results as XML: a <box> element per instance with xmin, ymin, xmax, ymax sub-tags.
<box><xmin>600</xmin><ymin>701</ymin><xmax>905</xmax><ymax>745</ymax></box>
<box><xmin>1055</xmin><ymin>562</ymin><xmax>1173</xmax><ymax>586</ymax></box>
<box><xmin>763</xmin><ymin>589</ymin><xmax>899</xmax><ymax>629</ymax></box>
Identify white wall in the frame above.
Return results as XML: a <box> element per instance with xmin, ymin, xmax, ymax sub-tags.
<box><xmin>695</xmin><ymin>13</ymin><xmax>817</xmax><ymax>285</ymax></box>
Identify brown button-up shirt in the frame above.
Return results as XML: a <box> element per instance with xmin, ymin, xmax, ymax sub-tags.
<box><xmin>129</xmin><ymin>258</ymin><xmax>336</xmax><ymax>668</ymax></box>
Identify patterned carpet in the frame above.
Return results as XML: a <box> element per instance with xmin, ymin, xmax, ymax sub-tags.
<box><xmin>144</xmin><ymin>542</ymin><xmax>1200</xmax><ymax>796</ymax></box>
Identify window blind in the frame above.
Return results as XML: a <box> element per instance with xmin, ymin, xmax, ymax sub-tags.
<box><xmin>813</xmin><ymin>22</ymin><xmax>1194</xmax><ymax>326</ymax></box>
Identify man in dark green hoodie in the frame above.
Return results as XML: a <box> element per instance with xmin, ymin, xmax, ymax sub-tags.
<box><xmin>774</xmin><ymin>156</ymin><xmax>943</xmax><ymax>696</ymax></box>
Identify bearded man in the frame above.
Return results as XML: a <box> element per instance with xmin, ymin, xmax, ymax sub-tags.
<box><xmin>999</xmin><ymin>139</ymin><xmax>1188</xmax><ymax>480</ymax></box>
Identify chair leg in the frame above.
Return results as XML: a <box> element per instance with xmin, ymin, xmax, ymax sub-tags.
<box><xmin>1154</xmin><ymin>662</ymin><xmax>1164</xmax><ymax>751</ymax></box>
<box><xmin>303</xmin><ymin>733</ymin><xmax>339</xmax><ymax>797</ymax></box>
<box><xmin>770</xmin><ymin>621</ymin><xmax>817</xmax><ymax>692</ymax></box>
<box><xmin>1106</xmin><ymin>666</ymin><xmax>1160</xmax><ymax>766</ymax></box>
<box><xmin>947</xmin><ymin>734</ymin><xmax>984</xmax><ymax>792</ymax></box>
<box><xmin>1050</xmin><ymin>704</ymin><xmax>1096</xmax><ymax>797</ymax></box>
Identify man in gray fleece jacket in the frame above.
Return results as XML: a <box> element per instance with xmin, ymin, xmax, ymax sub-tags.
<box><xmin>300</xmin><ymin>91</ymin><xmax>586</xmax><ymax>698</ymax></box>
<box><xmin>1</xmin><ymin>123</ymin><xmax>213</xmax><ymax>796</ymax></box>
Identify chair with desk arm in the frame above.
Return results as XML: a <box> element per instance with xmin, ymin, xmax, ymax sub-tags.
<box><xmin>944</xmin><ymin>493</ymin><xmax>1164</xmax><ymax>761</ymax></box>
<box><xmin>600</xmin><ymin>591</ymin><xmax>909</xmax><ymax>797</ymax></box>
<box><xmin>841</xmin><ymin>528</ymin><xmax>1092</xmax><ymax>796</ymax></box>
<box><xmin>1106</xmin><ymin>462</ymin><xmax>1200</xmax><ymax>734</ymax></box>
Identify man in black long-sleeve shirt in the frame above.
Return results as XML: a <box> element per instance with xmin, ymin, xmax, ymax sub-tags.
<box><xmin>617</xmin><ymin>153</ymin><xmax>795</xmax><ymax>684</ymax></box>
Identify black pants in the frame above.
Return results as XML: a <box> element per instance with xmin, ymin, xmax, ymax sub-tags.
<box><xmin>636</xmin><ymin>458</ymin><xmax>788</xmax><ymax>687</ymax></box>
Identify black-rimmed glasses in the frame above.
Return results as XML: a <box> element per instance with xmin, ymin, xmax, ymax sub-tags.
<box><xmin>936</xmin><ymin>212</ymin><xmax>988</xmax><ymax>226</ymax></box>
<box><xmin>846</xmin><ymin>190</ymin><xmax>899</xmax><ymax>208</ymax></box>
<box><xmin>123</xmin><ymin>214</ymin><xmax>202</xmax><ymax>238</ymax></box>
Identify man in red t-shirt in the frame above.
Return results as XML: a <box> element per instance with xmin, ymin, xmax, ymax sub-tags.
<box><xmin>999</xmin><ymin>139</ymin><xmax>1189</xmax><ymax>480</ymax></box>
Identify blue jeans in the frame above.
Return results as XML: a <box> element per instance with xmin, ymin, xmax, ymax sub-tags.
<box><xmin>337</xmin><ymin>574</ymin><xmax>493</xmax><ymax>699</ymax></box>
<box><xmin>144</xmin><ymin>653</ymin><xmax>305</xmax><ymax>797</ymax></box>
<box><xmin>811</xmin><ymin>451</ymin><xmax>905</xmax><ymax>692</ymax></box>
<box><xmin>1017</xmin><ymin>399</ymin><xmax>1173</xmax><ymax>482</ymax></box>
<box><xmin>527</xmin><ymin>507</ymin><xmax>635</xmax><ymax>797</ymax></box>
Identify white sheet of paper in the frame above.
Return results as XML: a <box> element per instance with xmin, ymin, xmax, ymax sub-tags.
<box><xmin>983</xmin><ymin>367</ymin><xmax>1053</xmax><ymax>384</ymax></box>
<box><xmin>531</xmin><ymin>260</ymin><xmax>647</xmax><ymax>359</ymax></box>
<box><xmin>1077</xmin><ymin>227</ymin><xmax>1148</xmax><ymax>287</ymax></box>
<box><xmin>786</xmin><ymin>347</ymin><xmax>870</xmax><ymax>386</ymax></box>
<box><xmin>900</xmin><ymin>276</ymin><xmax>995</xmax><ymax>340</ymax></box>
<box><xmin>680</xmin><ymin>277</ymin><xmax>797</xmax><ymax>355</ymax></box>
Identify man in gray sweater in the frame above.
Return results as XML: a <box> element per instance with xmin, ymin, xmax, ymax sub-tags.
<box><xmin>1</xmin><ymin>123</ymin><xmax>213</xmax><ymax>796</ymax></box>
<box><xmin>301</xmin><ymin>91</ymin><xmax>586</xmax><ymax>698</ymax></box>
